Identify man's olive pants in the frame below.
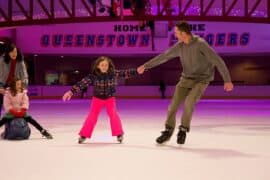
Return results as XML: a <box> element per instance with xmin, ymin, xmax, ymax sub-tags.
<box><xmin>165</xmin><ymin>78</ymin><xmax>209</xmax><ymax>132</ymax></box>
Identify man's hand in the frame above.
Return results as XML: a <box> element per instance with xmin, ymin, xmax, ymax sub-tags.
<box><xmin>224</xmin><ymin>82</ymin><xmax>234</xmax><ymax>92</ymax></box>
<box><xmin>137</xmin><ymin>65</ymin><xmax>146</xmax><ymax>74</ymax></box>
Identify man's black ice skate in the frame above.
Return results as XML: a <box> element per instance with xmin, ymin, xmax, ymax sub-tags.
<box><xmin>41</xmin><ymin>129</ymin><xmax>53</xmax><ymax>139</ymax></box>
<box><xmin>156</xmin><ymin>126</ymin><xmax>174</xmax><ymax>144</ymax></box>
<box><xmin>78</xmin><ymin>136</ymin><xmax>86</xmax><ymax>144</ymax></box>
<box><xmin>117</xmin><ymin>135</ymin><xmax>123</xmax><ymax>143</ymax></box>
<box><xmin>177</xmin><ymin>126</ymin><xmax>188</xmax><ymax>144</ymax></box>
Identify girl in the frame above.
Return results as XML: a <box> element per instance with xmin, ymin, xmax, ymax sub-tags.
<box><xmin>63</xmin><ymin>56</ymin><xmax>139</xmax><ymax>144</ymax></box>
<box><xmin>0</xmin><ymin>78</ymin><xmax>53</xmax><ymax>139</ymax></box>
<box><xmin>0</xmin><ymin>43</ymin><xmax>28</xmax><ymax>118</ymax></box>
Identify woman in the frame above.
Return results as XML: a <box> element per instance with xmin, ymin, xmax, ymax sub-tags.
<box><xmin>0</xmin><ymin>43</ymin><xmax>28</xmax><ymax>118</ymax></box>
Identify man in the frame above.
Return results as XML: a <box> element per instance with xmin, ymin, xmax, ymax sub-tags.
<box><xmin>138</xmin><ymin>21</ymin><xmax>233</xmax><ymax>144</ymax></box>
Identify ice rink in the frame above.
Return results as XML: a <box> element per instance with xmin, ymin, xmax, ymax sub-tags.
<box><xmin>0</xmin><ymin>99</ymin><xmax>269</xmax><ymax>180</ymax></box>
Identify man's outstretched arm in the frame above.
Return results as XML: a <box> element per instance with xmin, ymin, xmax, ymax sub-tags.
<box><xmin>138</xmin><ymin>43</ymin><xmax>181</xmax><ymax>74</ymax></box>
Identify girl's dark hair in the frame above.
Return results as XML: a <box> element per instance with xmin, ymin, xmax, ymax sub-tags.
<box><xmin>175</xmin><ymin>21</ymin><xmax>192</xmax><ymax>35</ymax></box>
<box><xmin>9</xmin><ymin>78</ymin><xmax>24</xmax><ymax>96</ymax></box>
<box><xmin>4</xmin><ymin>43</ymin><xmax>23</xmax><ymax>64</ymax></box>
<box><xmin>92</xmin><ymin>56</ymin><xmax>115</xmax><ymax>75</ymax></box>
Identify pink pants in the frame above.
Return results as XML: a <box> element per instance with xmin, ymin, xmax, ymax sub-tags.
<box><xmin>79</xmin><ymin>97</ymin><xmax>124</xmax><ymax>138</ymax></box>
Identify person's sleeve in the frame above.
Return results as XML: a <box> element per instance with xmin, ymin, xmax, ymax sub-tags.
<box><xmin>114</xmin><ymin>68</ymin><xmax>138</xmax><ymax>79</ymax></box>
<box><xmin>3</xmin><ymin>91</ymin><xmax>13</xmax><ymax>112</ymax></box>
<box><xmin>143</xmin><ymin>43</ymin><xmax>180</xmax><ymax>70</ymax></box>
<box><xmin>199</xmin><ymin>40</ymin><xmax>232</xmax><ymax>82</ymax></box>
<box><xmin>70</xmin><ymin>74</ymin><xmax>94</xmax><ymax>94</ymax></box>
<box><xmin>20</xmin><ymin>58</ymin><xmax>29</xmax><ymax>87</ymax></box>
<box><xmin>0</xmin><ymin>57</ymin><xmax>5</xmax><ymax>88</ymax></box>
<box><xmin>21</xmin><ymin>91</ymin><xmax>29</xmax><ymax>110</ymax></box>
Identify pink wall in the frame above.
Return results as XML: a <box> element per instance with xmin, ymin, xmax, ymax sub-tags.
<box><xmin>0</xmin><ymin>29</ymin><xmax>13</xmax><ymax>37</ymax></box>
<box><xmin>0</xmin><ymin>28</ymin><xmax>14</xmax><ymax>42</ymax></box>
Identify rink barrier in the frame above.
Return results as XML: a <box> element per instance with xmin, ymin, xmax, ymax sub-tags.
<box><xmin>27</xmin><ymin>86</ymin><xmax>270</xmax><ymax>99</ymax></box>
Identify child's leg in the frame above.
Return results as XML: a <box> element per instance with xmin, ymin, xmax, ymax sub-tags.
<box><xmin>105</xmin><ymin>97</ymin><xmax>124</xmax><ymax>136</ymax></box>
<box><xmin>24</xmin><ymin>116</ymin><xmax>44</xmax><ymax>132</ymax></box>
<box><xmin>0</xmin><ymin>117</ymin><xmax>12</xmax><ymax>127</ymax></box>
<box><xmin>24</xmin><ymin>115</ymin><xmax>53</xmax><ymax>139</ymax></box>
<box><xmin>79</xmin><ymin>97</ymin><xmax>104</xmax><ymax>138</ymax></box>
<box><xmin>0</xmin><ymin>113</ymin><xmax>15</xmax><ymax>127</ymax></box>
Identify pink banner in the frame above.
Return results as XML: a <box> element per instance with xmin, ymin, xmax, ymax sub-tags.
<box><xmin>16</xmin><ymin>22</ymin><xmax>153</xmax><ymax>54</ymax></box>
<box><xmin>12</xmin><ymin>21</ymin><xmax>270</xmax><ymax>55</ymax></box>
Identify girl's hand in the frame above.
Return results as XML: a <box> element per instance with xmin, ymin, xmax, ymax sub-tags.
<box><xmin>63</xmin><ymin>91</ymin><xmax>73</xmax><ymax>101</ymax></box>
<box><xmin>0</xmin><ymin>88</ymin><xmax>5</xmax><ymax>94</ymax></box>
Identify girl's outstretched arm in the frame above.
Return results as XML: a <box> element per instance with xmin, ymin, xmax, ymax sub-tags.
<box><xmin>62</xmin><ymin>74</ymin><xmax>94</xmax><ymax>101</ymax></box>
<box><xmin>114</xmin><ymin>68</ymin><xmax>139</xmax><ymax>79</ymax></box>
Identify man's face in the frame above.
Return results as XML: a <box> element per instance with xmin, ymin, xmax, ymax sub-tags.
<box><xmin>174</xmin><ymin>27</ymin><xmax>186</xmax><ymax>42</ymax></box>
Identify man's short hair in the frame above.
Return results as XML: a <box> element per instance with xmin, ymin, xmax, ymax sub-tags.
<box><xmin>175</xmin><ymin>21</ymin><xmax>192</xmax><ymax>35</ymax></box>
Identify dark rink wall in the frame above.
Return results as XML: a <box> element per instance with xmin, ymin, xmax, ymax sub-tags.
<box><xmin>24</xmin><ymin>54</ymin><xmax>270</xmax><ymax>86</ymax></box>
